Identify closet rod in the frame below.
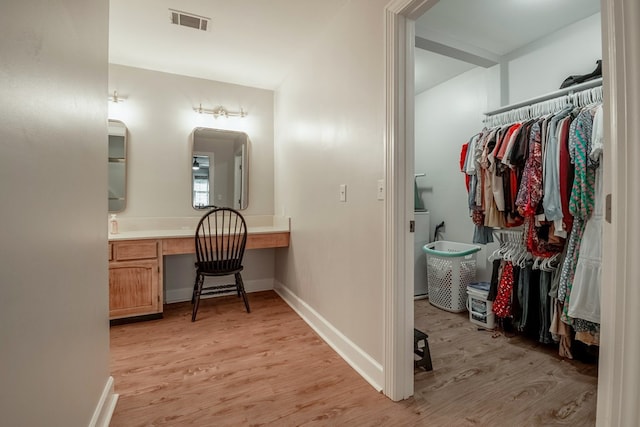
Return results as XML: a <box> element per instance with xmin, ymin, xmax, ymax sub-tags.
<box><xmin>484</xmin><ymin>77</ymin><xmax>602</xmax><ymax>117</ymax></box>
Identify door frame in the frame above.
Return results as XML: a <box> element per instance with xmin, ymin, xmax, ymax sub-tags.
<box><xmin>596</xmin><ymin>0</ymin><xmax>640</xmax><ymax>425</ymax></box>
<box><xmin>383</xmin><ymin>0</ymin><xmax>640</xmax><ymax>424</ymax></box>
<box><xmin>383</xmin><ymin>0</ymin><xmax>438</xmax><ymax>401</ymax></box>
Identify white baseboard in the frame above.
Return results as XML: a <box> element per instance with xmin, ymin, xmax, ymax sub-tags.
<box><xmin>274</xmin><ymin>281</ymin><xmax>383</xmax><ymax>392</ymax></box>
<box><xmin>89</xmin><ymin>376</ymin><xmax>118</xmax><ymax>427</ymax></box>
<box><xmin>165</xmin><ymin>278</ymin><xmax>274</xmax><ymax>304</ymax></box>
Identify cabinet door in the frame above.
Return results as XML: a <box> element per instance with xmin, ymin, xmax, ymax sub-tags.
<box><xmin>109</xmin><ymin>259</ymin><xmax>159</xmax><ymax>319</ymax></box>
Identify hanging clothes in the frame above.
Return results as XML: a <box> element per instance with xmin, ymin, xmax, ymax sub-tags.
<box><xmin>557</xmin><ymin>116</ymin><xmax>575</xmax><ymax>238</ymax></box>
<box><xmin>538</xmin><ymin>270</ymin><xmax>554</xmax><ymax>344</ymax></box>
<box><xmin>568</xmin><ymin>111</ymin><xmax>603</xmax><ymax>326</ymax></box>
<box><xmin>566</xmin><ymin>105</ymin><xmax>604</xmax><ymax>346</ymax></box>
<box><xmin>487</xmin><ymin>258</ymin><xmax>502</xmax><ymax>302</ymax></box>
<box><xmin>542</xmin><ymin>107</ymin><xmax>572</xmax><ymax>231</ymax></box>
<box><xmin>461</xmin><ymin>134</ymin><xmax>494</xmax><ymax>244</ymax></box>
<box><xmin>493</xmin><ymin>261</ymin><xmax>515</xmax><ymax>318</ymax></box>
<box><xmin>516</xmin><ymin>122</ymin><xmax>544</xmax><ymax>218</ymax></box>
<box><xmin>558</xmin><ymin>108</ymin><xmax>596</xmax><ymax>317</ymax></box>
<box><xmin>462</xmin><ymin>83</ymin><xmax>603</xmax><ymax>358</ymax></box>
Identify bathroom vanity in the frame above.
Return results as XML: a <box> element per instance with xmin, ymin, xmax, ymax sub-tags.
<box><xmin>108</xmin><ymin>216</ymin><xmax>290</xmax><ymax>321</ymax></box>
<box><xmin>105</xmin><ymin>121</ymin><xmax>283</xmax><ymax>322</ymax></box>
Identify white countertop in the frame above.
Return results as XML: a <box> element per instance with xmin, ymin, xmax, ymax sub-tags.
<box><xmin>108</xmin><ymin>215</ymin><xmax>290</xmax><ymax>241</ymax></box>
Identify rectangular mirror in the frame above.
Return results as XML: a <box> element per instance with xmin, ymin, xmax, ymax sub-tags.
<box><xmin>191</xmin><ymin>128</ymin><xmax>248</xmax><ymax>210</ymax></box>
<box><xmin>108</xmin><ymin>120</ymin><xmax>127</xmax><ymax>212</ymax></box>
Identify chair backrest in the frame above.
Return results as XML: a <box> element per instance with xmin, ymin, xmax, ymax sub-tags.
<box><xmin>195</xmin><ymin>207</ymin><xmax>247</xmax><ymax>272</ymax></box>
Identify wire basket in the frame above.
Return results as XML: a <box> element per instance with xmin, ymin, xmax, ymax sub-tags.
<box><xmin>423</xmin><ymin>241</ymin><xmax>481</xmax><ymax>313</ymax></box>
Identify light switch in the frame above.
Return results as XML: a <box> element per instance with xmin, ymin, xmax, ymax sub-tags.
<box><xmin>339</xmin><ymin>184</ymin><xmax>347</xmax><ymax>202</ymax></box>
<box><xmin>377</xmin><ymin>179</ymin><xmax>385</xmax><ymax>200</ymax></box>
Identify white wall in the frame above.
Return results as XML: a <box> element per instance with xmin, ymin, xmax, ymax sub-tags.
<box><xmin>415</xmin><ymin>67</ymin><xmax>499</xmax><ymax>281</ymax></box>
<box><xmin>108</xmin><ymin>64</ymin><xmax>274</xmax><ymax>218</ymax></box>
<box><xmin>414</xmin><ymin>13</ymin><xmax>602</xmax><ymax>282</ymax></box>
<box><xmin>506</xmin><ymin>13</ymin><xmax>602</xmax><ymax>105</ymax></box>
<box><xmin>163</xmin><ymin>250</ymin><xmax>275</xmax><ymax>303</ymax></box>
<box><xmin>108</xmin><ymin>65</ymin><xmax>277</xmax><ymax>300</ymax></box>
<box><xmin>274</xmin><ymin>0</ymin><xmax>387</xmax><ymax>383</ymax></box>
<box><xmin>0</xmin><ymin>0</ymin><xmax>112</xmax><ymax>425</ymax></box>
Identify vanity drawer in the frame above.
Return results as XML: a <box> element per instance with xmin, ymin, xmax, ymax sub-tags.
<box><xmin>114</xmin><ymin>240</ymin><xmax>159</xmax><ymax>261</ymax></box>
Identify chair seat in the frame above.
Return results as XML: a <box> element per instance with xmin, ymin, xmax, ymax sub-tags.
<box><xmin>196</xmin><ymin>261</ymin><xmax>243</xmax><ymax>276</ymax></box>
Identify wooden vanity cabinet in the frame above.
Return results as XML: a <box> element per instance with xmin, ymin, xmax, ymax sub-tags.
<box><xmin>109</xmin><ymin>240</ymin><xmax>162</xmax><ymax>320</ymax></box>
<box><xmin>107</xmin><ymin>231</ymin><xmax>289</xmax><ymax>321</ymax></box>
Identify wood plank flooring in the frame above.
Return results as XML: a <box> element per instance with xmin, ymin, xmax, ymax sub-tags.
<box><xmin>110</xmin><ymin>291</ymin><xmax>597</xmax><ymax>426</ymax></box>
<box><xmin>413</xmin><ymin>299</ymin><xmax>597</xmax><ymax>426</ymax></box>
<box><xmin>109</xmin><ymin>291</ymin><xmax>420</xmax><ymax>426</ymax></box>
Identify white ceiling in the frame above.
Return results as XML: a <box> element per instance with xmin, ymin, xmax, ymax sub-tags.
<box><xmin>109</xmin><ymin>0</ymin><xmax>601</xmax><ymax>94</ymax></box>
<box><xmin>109</xmin><ymin>0</ymin><xmax>348</xmax><ymax>90</ymax></box>
<box><xmin>414</xmin><ymin>0</ymin><xmax>601</xmax><ymax>93</ymax></box>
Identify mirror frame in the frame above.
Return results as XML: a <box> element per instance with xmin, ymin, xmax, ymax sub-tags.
<box><xmin>108</xmin><ymin>120</ymin><xmax>127</xmax><ymax>213</ymax></box>
<box><xmin>190</xmin><ymin>127</ymin><xmax>249</xmax><ymax>210</ymax></box>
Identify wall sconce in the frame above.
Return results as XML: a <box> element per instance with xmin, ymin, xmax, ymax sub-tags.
<box><xmin>108</xmin><ymin>91</ymin><xmax>127</xmax><ymax>103</ymax></box>
<box><xmin>194</xmin><ymin>104</ymin><xmax>247</xmax><ymax>118</ymax></box>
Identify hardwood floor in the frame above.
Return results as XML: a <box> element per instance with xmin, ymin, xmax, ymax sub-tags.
<box><xmin>110</xmin><ymin>291</ymin><xmax>420</xmax><ymax>426</ymax></box>
<box><xmin>110</xmin><ymin>291</ymin><xmax>597</xmax><ymax>426</ymax></box>
<box><xmin>413</xmin><ymin>299</ymin><xmax>598</xmax><ymax>426</ymax></box>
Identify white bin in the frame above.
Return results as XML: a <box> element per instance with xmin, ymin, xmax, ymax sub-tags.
<box><xmin>467</xmin><ymin>282</ymin><xmax>495</xmax><ymax>329</ymax></box>
<box><xmin>422</xmin><ymin>241</ymin><xmax>481</xmax><ymax>313</ymax></box>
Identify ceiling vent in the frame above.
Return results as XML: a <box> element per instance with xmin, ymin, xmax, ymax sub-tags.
<box><xmin>169</xmin><ymin>9</ymin><xmax>210</xmax><ymax>32</ymax></box>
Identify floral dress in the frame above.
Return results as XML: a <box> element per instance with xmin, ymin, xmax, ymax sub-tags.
<box><xmin>558</xmin><ymin>108</ymin><xmax>600</xmax><ymax>344</ymax></box>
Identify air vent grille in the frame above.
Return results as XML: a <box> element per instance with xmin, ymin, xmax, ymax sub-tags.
<box><xmin>169</xmin><ymin>9</ymin><xmax>210</xmax><ymax>32</ymax></box>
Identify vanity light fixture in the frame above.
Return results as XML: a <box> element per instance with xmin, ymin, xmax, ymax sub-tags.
<box><xmin>108</xmin><ymin>91</ymin><xmax>127</xmax><ymax>103</ymax></box>
<box><xmin>194</xmin><ymin>104</ymin><xmax>247</xmax><ymax>118</ymax></box>
<box><xmin>192</xmin><ymin>159</ymin><xmax>200</xmax><ymax>170</ymax></box>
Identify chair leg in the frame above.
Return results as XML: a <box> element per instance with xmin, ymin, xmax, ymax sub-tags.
<box><xmin>191</xmin><ymin>274</ymin><xmax>204</xmax><ymax>322</ymax></box>
<box><xmin>191</xmin><ymin>272</ymin><xmax>200</xmax><ymax>305</ymax></box>
<box><xmin>235</xmin><ymin>272</ymin><xmax>250</xmax><ymax>313</ymax></box>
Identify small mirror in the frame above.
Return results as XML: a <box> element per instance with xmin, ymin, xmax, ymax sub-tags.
<box><xmin>108</xmin><ymin>120</ymin><xmax>127</xmax><ymax>212</ymax></box>
<box><xmin>191</xmin><ymin>128</ymin><xmax>248</xmax><ymax>210</ymax></box>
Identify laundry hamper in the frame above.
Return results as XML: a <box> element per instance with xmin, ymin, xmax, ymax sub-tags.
<box><xmin>422</xmin><ymin>241</ymin><xmax>481</xmax><ymax>313</ymax></box>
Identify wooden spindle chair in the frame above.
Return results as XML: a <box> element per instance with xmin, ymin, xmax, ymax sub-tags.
<box><xmin>191</xmin><ymin>207</ymin><xmax>250</xmax><ymax>321</ymax></box>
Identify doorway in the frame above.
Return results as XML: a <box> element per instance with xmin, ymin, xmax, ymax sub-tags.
<box><xmin>383</xmin><ymin>0</ymin><xmax>639</xmax><ymax>424</ymax></box>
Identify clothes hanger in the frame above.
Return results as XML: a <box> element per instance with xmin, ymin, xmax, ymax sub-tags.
<box><xmin>501</xmin><ymin>243</ymin><xmax>512</xmax><ymax>261</ymax></box>
<box><xmin>592</xmin><ymin>88</ymin><xmax>601</xmax><ymax>103</ymax></box>
<box><xmin>541</xmin><ymin>256</ymin><xmax>551</xmax><ymax>270</ymax></box>
<box><xmin>506</xmin><ymin>241</ymin><xmax>518</xmax><ymax>262</ymax></box>
<box><xmin>517</xmin><ymin>247</ymin><xmax>530</xmax><ymax>268</ymax></box>
<box><xmin>532</xmin><ymin>256</ymin><xmax>542</xmax><ymax>270</ymax></box>
<box><xmin>488</xmin><ymin>246</ymin><xmax>502</xmax><ymax>262</ymax></box>
<box><xmin>542</xmin><ymin>256</ymin><xmax>556</xmax><ymax>272</ymax></box>
<box><xmin>540</xmin><ymin>253</ymin><xmax>559</xmax><ymax>271</ymax></box>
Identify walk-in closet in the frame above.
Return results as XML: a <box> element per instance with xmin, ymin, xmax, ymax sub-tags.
<box><xmin>412</xmin><ymin>1</ymin><xmax>602</xmax><ymax>424</ymax></box>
